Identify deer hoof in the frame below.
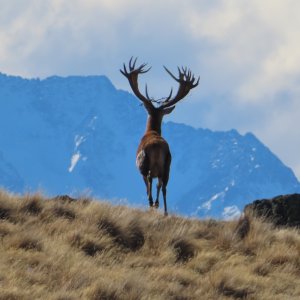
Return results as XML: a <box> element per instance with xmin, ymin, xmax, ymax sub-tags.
<box><xmin>154</xmin><ymin>201</ymin><xmax>159</xmax><ymax>208</ymax></box>
<box><xmin>164</xmin><ymin>212</ymin><xmax>168</xmax><ymax>217</ymax></box>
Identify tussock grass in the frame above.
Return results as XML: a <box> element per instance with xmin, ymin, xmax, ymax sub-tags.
<box><xmin>0</xmin><ymin>190</ymin><xmax>299</xmax><ymax>299</ymax></box>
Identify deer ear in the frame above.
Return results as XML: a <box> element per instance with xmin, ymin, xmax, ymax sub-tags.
<box><xmin>162</xmin><ymin>106</ymin><xmax>175</xmax><ymax>115</ymax></box>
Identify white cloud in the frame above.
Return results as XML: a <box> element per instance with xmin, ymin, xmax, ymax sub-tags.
<box><xmin>186</xmin><ymin>0</ymin><xmax>300</xmax><ymax>103</ymax></box>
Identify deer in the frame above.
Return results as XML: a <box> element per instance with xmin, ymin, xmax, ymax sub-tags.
<box><xmin>120</xmin><ymin>58</ymin><xmax>199</xmax><ymax>216</ymax></box>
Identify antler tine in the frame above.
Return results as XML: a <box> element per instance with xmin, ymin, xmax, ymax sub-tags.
<box><xmin>179</xmin><ymin>67</ymin><xmax>185</xmax><ymax>80</ymax></box>
<box><xmin>138</xmin><ymin>63</ymin><xmax>151</xmax><ymax>74</ymax></box>
<box><xmin>129</xmin><ymin>57</ymin><xmax>138</xmax><ymax>71</ymax></box>
<box><xmin>128</xmin><ymin>57</ymin><xmax>133</xmax><ymax>70</ymax></box>
<box><xmin>120</xmin><ymin>63</ymin><xmax>128</xmax><ymax>76</ymax></box>
<box><xmin>132</xmin><ymin>57</ymin><xmax>138</xmax><ymax>70</ymax></box>
<box><xmin>145</xmin><ymin>84</ymin><xmax>151</xmax><ymax>100</ymax></box>
<box><xmin>140</xmin><ymin>65</ymin><xmax>152</xmax><ymax>73</ymax></box>
<box><xmin>178</xmin><ymin>67</ymin><xmax>182</xmax><ymax>77</ymax></box>
<box><xmin>164</xmin><ymin>66</ymin><xmax>179</xmax><ymax>82</ymax></box>
<box><xmin>193</xmin><ymin>76</ymin><xmax>200</xmax><ymax>87</ymax></box>
<box><xmin>165</xmin><ymin>88</ymin><xmax>173</xmax><ymax>102</ymax></box>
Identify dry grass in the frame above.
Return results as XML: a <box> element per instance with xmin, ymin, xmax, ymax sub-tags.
<box><xmin>0</xmin><ymin>190</ymin><xmax>299</xmax><ymax>299</ymax></box>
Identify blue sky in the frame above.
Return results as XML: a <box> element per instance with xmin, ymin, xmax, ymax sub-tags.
<box><xmin>1</xmin><ymin>0</ymin><xmax>300</xmax><ymax>179</ymax></box>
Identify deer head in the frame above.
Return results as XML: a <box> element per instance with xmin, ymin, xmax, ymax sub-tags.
<box><xmin>120</xmin><ymin>58</ymin><xmax>200</xmax><ymax>128</ymax></box>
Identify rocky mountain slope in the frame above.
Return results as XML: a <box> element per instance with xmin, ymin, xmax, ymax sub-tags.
<box><xmin>0</xmin><ymin>72</ymin><xmax>299</xmax><ymax>218</ymax></box>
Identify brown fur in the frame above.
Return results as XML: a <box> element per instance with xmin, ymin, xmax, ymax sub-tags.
<box><xmin>137</xmin><ymin>131</ymin><xmax>170</xmax><ymax>178</ymax></box>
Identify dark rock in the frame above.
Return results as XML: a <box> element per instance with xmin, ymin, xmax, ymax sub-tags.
<box><xmin>245</xmin><ymin>194</ymin><xmax>300</xmax><ymax>227</ymax></box>
<box><xmin>53</xmin><ymin>195</ymin><xmax>77</xmax><ymax>203</ymax></box>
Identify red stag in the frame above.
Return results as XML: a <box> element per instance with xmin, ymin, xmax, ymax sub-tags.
<box><xmin>121</xmin><ymin>58</ymin><xmax>199</xmax><ymax>216</ymax></box>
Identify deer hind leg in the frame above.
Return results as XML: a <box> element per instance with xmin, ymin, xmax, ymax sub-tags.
<box><xmin>162</xmin><ymin>184</ymin><xmax>168</xmax><ymax>216</ymax></box>
<box><xmin>162</xmin><ymin>154</ymin><xmax>171</xmax><ymax>216</ymax></box>
<box><xmin>161</xmin><ymin>175</ymin><xmax>169</xmax><ymax>216</ymax></box>
<box><xmin>154</xmin><ymin>178</ymin><xmax>162</xmax><ymax>208</ymax></box>
<box><xmin>144</xmin><ymin>172</ymin><xmax>153</xmax><ymax>207</ymax></box>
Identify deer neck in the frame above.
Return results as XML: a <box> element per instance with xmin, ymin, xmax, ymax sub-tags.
<box><xmin>145</xmin><ymin>114</ymin><xmax>162</xmax><ymax>135</ymax></box>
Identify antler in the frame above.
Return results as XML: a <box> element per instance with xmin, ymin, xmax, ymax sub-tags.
<box><xmin>120</xmin><ymin>57</ymin><xmax>154</xmax><ymax>110</ymax></box>
<box><xmin>159</xmin><ymin>66</ymin><xmax>200</xmax><ymax>109</ymax></box>
<box><xmin>121</xmin><ymin>58</ymin><xmax>200</xmax><ymax>111</ymax></box>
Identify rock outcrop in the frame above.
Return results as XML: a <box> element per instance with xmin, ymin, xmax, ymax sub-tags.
<box><xmin>245</xmin><ymin>194</ymin><xmax>300</xmax><ymax>227</ymax></box>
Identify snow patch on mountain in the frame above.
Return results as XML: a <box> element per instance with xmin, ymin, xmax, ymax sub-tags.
<box><xmin>222</xmin><ymin>205</ymin><xmax>241</xmax><ymax>220</ymax></box>
<box><xmin>88</xmin><ymin>116</ymin><xmax>98</xmax><ymax>130</ymax></box>
<box><xmin>75</xmin><ymin>135</ymin><xmax>86</xmax><ymax>148</ymax></box>
<box><xmin>69</xmin><ymin>152</ymin><xmax>81</xmax><ymax>172</ymax></box>
<box><xmin>202</xmin><ymin>192</ymin><xmax>225</xmax><ymax>211</ymax></box>
<box><xmin>68</xmin><ymin>135</ymin><xmax>86</xmax><ymax>172</ymax></box>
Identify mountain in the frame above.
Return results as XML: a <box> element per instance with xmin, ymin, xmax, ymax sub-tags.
<box><xmin>0</xmin><ymin>72</ymin><xmax>299</xmax><ymax>218</ymax></box>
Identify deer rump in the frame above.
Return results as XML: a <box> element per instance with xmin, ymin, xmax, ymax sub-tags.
<box><xmin>136</xmin><ymin>134</ymin><xmax>171</xmax><ymax>179</ymax></box>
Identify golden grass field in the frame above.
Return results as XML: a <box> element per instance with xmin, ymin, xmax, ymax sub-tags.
<box><xmin>0</xmin><ymin>190</ymin><xmax>299</xmax><ymax>300</ymax></box>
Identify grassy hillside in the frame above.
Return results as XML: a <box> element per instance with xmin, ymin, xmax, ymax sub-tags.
<box><xmin>0</xmin><ymin>190</ymin><xmax>299</xmax><ymax>300</ymax></box>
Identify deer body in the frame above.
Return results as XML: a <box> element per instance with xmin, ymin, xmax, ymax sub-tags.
<box><xmin>137</xmin><ymin>128</ymin><xmax>171</xmax><ymax>214</ymax></box>
<box><xmin>137</xmin><ymin>131</ymin><xmax>170</xmax><ymax>180</ymax></box>
<box><xmin>121</xmin><ymin>58</ymin><xmax>199</xmax><ymax>216</ymax></box>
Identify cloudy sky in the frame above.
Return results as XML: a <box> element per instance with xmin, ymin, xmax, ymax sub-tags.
<box><xmin>1</xmin><ymin>0</ymin><xmax>300</xmax><ymax>179</ymax></box>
